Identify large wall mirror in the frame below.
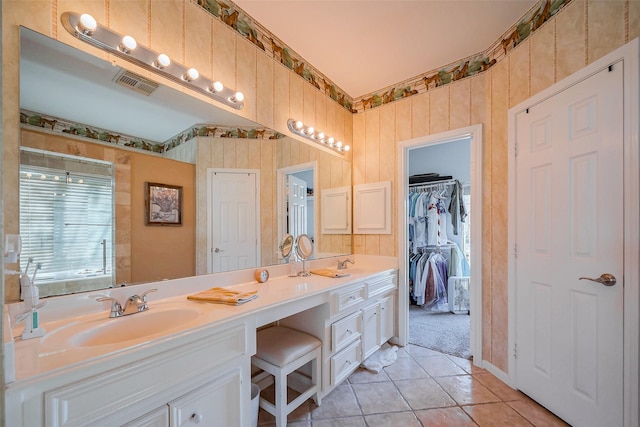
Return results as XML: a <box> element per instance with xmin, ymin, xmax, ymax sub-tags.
<box><xmin>16</xmin><ymin>27</ymin><xmax>351</xmax><ymax>299</ymax></box>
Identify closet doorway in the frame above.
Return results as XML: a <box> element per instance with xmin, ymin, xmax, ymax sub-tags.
<box><xmin>397</xmin><ymin>125</ymin><xmax>483</xmax><ymax>365</ymax></box>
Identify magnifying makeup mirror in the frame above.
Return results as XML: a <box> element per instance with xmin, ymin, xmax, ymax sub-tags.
<box><xmin>279</xmin><ymin>234</ymin><xmax>294</xmax><ymax>262</ymax></box>
<box><xmin>294</xmin><ymin>234</ymin><xmax>314</xmax><ymax>277</ymax></box>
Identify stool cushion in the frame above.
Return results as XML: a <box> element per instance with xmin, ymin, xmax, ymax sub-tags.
<box><xmin>256</xmin><ymin>326</ymin><xmax>321</xmax><ymax>366</ymax></box>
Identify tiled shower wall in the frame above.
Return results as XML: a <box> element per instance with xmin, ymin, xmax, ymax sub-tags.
<box><xmin>351</xmin><ymin>0</ymin><xmax>640</xmax><ymax>371</ymax></box>
<box><xmin>2</xmin><ymin>0</ymin><xmax>638</xmax><ymax>372</ymax></box>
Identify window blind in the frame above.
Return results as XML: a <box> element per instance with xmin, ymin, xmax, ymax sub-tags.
<box><xmin>19</xmin><ymin>151</ymin><xmax>114</xmax><ymax>286</ymax></box>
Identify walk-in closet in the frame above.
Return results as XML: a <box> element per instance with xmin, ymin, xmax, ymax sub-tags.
<box><xmin>407</xmin><ymin>137</ymin><xmax>472</xmax><ymax>359</ymax></box>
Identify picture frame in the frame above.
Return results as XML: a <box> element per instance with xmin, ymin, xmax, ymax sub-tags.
<box><xmin>145</xmin><ymin>182</ymin><xmax>182</xmax><ymax>226</ymax></box>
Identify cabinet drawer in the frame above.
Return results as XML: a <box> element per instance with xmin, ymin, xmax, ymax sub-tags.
<box><xmin>330</xmin><ymin>339</ymin><xmax>361</xmax><ymax>386</ymax></box>
<box><xmin>169</xmin><ymin>369</ymin><xmax>242</xmax><ymax>427</ymax></box>
<box><xmin>331</xmin><ymin>311</ymin><xmax>361</xmax><ymax>352</ymax></box>
<box><xmin>366</xmin><ymin>275</ymin><xmax>396</xmax><ymax>299</ymax></box>
<box><xmin>333</xmin><ymin>284</ymin><xmax>366</xmax><ymax>314</ymax></box>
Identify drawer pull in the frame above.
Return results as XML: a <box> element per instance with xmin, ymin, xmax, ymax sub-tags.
<box><xmin>346</xmin><ymin>329</ymin><xmax>353</xmax><ymax>334</ymax></box>
<box><xmin>191</xmin><ymin>413</ymin><xmax>203</xmax><ymax>424</ymax></box>
<box><xmin>349</xmin><ymin>296</ymin><xmax>356</xmax><ymax>300</ymax></box>
<box><xmin>345</xmin><ymin>359</ymin><xmax>352</xmax><ymax>365</ymax></box>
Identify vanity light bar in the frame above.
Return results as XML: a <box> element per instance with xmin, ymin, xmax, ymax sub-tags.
<box><xmin>61</xmin><ymin>12</ymin><xmax>244</xmax><ymax>110</ymax></box>
<box><xmin>287</xmin><ymin>119</ymin><xmax>350</xmax><ymax>154</ymax></box>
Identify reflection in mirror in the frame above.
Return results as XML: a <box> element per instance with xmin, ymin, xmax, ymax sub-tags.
<box><xmin>279</xmin><ymin>234</ymin><xmax>294</xmax><ymax>262</ymax></box>
<box><xmin>279</xmin><ymin>163</ymin><xmax>316</xmax><ymax>247</ymax></box>
<box><xmin>15</xmin><ymin>27</ymin><xmax>352</xmax><ymax>300</ymax></box>
<box><xmin>294</xmin><ymin>234</ymin><xmax>314</xmax><ymax>277</ymax></box>
<box><xmin>19</xmin><ymin>148</ymin><xmax>114</xmax><ymax>297</ymax></box>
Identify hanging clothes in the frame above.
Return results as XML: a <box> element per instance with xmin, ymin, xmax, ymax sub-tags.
<box><xmin>448</xmin><ymin>180</ymin><xmax>468</xmax><ymax>236</ymax></box>
<box><xmin>409</xmin><ymin>249</ymin><xmax>449</xmax><ymax>310</ymax></box>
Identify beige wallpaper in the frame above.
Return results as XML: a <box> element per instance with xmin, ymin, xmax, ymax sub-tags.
<box><xmin>350</xmin><ymin>0</ymin><xmax>636</xmax><ymax>371</ymax></box>
<box><xmin>2</xmin><ymin>0</ymin><xmax>637</xmax><ymax>372</ymax></box>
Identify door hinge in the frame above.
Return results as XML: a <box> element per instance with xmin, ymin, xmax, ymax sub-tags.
<box><xmin>513</xmin><ymin>343</ymin><xmax>518</xmax><ymax>359</ymax></box>
<box><xmin>514</xmin><ymin>143</ymin><xmax>519</xmax><ymax>157</ymax></box>
<box><xmin>514</xmin><ymin>244</ymin><xmax>518</xmax><ymax>259</ymax></box>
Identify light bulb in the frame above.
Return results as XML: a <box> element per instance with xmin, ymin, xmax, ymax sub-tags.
<box><xmin>327</xmin><ymin>137</ymin><xmax>334</xmax><ymax>145</ymax></box>
<box><xmin>336</xmin><ymin>141</ymin><xmax>343</xmax><ymax>148</ymax></box>
<box><xmin>78</xmin><ymin>179</ymin><xmax>84</xmax><ymax>184</ymax></box>
<box><xmin>54</xmin><ymin>176</ymin><xmax>60</xmax><ymax>181</ymax></box>
<box><xmin>294</xmin><ymin>120</ymin><xmax>304</xmax><ymax>130</ymax></box>
<box><xmin>78</xmin><ymin>13</ymin><xmax>97</xmax><ymax>35</ymax></box>
<box><xmin>306</xmin><ymin>127</ymin><xmax>315</xmax><ymax>136</ymax></box>
<box><xmin>154</xmin><ymin>53</ymin><xmax>171</xmax><ymax>68</ymax></box>
<box><xmin>183</xmin><ymin>68</ymin><xmax>199</xmax><ymax>81</ymax></box>
<box><xmin>231</xmin><ymin>91</ymin><xmax>244</xmax><ymax>103</ymax></box>
<box><xmin>26</xmin><ymin>172</ymin><xmax>32</xmax><ymax>178</ymax></box>
<box><xmin>344</xmin><ymin>145</ymin><xmax>351</xmax><ymax>152</ymax></box>
<box><xmin>317</xmin><ymin>132</ymin><xmax>325</xmax><ymax>141</ymax></box>
<box><xmin>40</xmin><ymin>174</ymin><xmax>46</xmax><ymax>180</ymax></box>
<box><xmin>209</xmin><ymin>81</ymin><xmax>224</xmax><ymax>93</ymax></box>
<box><xmin>119</xmin><ymin>35</ymin><xmax>137</xmax><ymax>53</ymax></box>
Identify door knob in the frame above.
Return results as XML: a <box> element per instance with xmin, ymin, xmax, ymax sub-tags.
<box><xmin>579</xmin><ymin>273</ymin><xmax>617</xmax><ymax>286</ymax></box>
<box><xmin>214</xmin><ymin>247</ymin><xmax>223</xmax><ymax>253</ymax></box>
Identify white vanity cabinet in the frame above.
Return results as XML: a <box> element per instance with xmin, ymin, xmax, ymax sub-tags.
<box><xmin>168</xmin><ymin>369</ymin><xmax>243</xmax><ymax>427</ymax></box>
<box><xmin>7</xmin><ymin>321</ymin><xmax>253</xmax><ymax>427</ymax></box>
<box><xmin>326</xmin><ymin>270</ymin><xmax>397</xmax><ymax>389</ymax></box>
<box><xmin>123</xmin><ymin>407</ymin><xmax>169</xmax><ymax>427</ymax></box>
<box><xmin>379</xmin><ymin>294</ymin><xmax>395</xmax><ymax>344</ymax></box>
<box><xmin>361</xmin><ymin>292</ymin><xmax>396</xmax><ymax>361</ymax></box>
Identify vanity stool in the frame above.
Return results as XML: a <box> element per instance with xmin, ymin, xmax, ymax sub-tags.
<box><xmin>251</xmin><ymin>326</ymin><xmax>321</xmax><ymax>426</ymax></box>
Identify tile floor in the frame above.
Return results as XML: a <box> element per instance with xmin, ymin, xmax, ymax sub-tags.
<box><xmin>257</xmin><ymin>344</ymin><xmax>569</xmax><ymax>426</ymax></box>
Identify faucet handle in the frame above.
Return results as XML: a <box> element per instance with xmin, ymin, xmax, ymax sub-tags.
<box><xmin>96</xmin><ymin>296</ymin><xmax>123</xmax><ymax>318</ymax></box>
<box><xmin>141</xmin><ymin>288</ymin><xmax>158</xmax><ymax>302</ymax></box>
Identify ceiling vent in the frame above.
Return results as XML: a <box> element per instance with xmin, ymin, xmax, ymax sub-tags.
<box><xmin>113</xmin><ymin>69</ymin><xmax>159</xmax><ymax>96</ymax></box>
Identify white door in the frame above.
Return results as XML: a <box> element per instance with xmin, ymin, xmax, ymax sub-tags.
<box><xmin>210</xmin><ymin>171</ymin><xmax>258</xmax><ymax>273</ymax></box>
<box><xmin>287</xmin><ymin>174</ymin><xmax>307</xmax><ymax>239</ymax></box>
<box><xmin>515</xmin><ymin>63</ymin><xmax>623</xmax><ymax>426</ymax></box>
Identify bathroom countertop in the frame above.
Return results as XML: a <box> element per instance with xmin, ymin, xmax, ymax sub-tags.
<box><xmin>7</xmin><ymin>255</ymin><xmax>398</xmax><ymax>385</ymax></box>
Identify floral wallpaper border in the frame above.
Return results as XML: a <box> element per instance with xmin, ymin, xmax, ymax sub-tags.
<box><xmin>352</xmin><ymin>0</ymin><xmax>571</xmax><ymax>112</ymax></box>
<box><xmin>203</xmin><ymin>0</ymin><xmax>571</xmax><ymax>113</ymax></box>
<box><xmin>20</xmin><ymin>109</ymin><xmax>283</xmax><ymax>155</ymax></box>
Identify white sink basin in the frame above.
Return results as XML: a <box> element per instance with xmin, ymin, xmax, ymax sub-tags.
<box><xmin>43</xmin><ymin>304</ymin><xmax>207</xmax><ymax>348</ymax></box>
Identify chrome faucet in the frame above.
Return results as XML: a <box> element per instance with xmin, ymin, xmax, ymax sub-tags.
<box><xmin>337</xmin><ymin>258</ymin><xmax>355</xmax><ymax>270</ymax></box>
<box><xmin>96</xmin><ymin>289</ymin><xmax>157</xmax><ymax>318</ymax></box>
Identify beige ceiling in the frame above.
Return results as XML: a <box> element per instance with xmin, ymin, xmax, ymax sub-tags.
<box><xmin>234</xmin><ymin>0</ymin><xmax>538</xmax><ymax>98</ymax></box>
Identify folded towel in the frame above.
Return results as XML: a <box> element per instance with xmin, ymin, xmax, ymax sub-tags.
<box><xmin>310</xmin><ymin>269</ymin><xmax>351</xmax><ymax>278</ymax></box>
<box><xmin>187</xmin><ymin>287</ymin><xmax>258</xmax><ymax>305</ymax></box>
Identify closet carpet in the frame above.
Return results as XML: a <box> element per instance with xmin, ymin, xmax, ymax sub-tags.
<box><xmin>409</xmin><ymin>306</ymin><xmax>471</xmax><ymax>359</ymax></box>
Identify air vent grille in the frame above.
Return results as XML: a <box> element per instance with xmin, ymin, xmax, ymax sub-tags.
<box><xmin>113</xmin><ymin>69</ymin><xmax>159</xmax><ymax>96</ymax></box>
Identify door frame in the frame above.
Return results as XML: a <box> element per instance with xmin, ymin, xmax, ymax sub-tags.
<box><xmin>397</xmin><ymin>124</ymin><xmax>483</xmax><ymax>366</ymax></box>
<box><xmin>206</xmin><ymin>168</ymin><xmax>261</xmax><ymax>274</ymax></box>
<box><xmin>507</xmin><ymin>39</ymin><xmax>639</xmax><ymax>426</ymax></box>
<box><xmin>276</xmin><ymin>161</ymin><xmax>318</xmax><ymax>256</ymax></box>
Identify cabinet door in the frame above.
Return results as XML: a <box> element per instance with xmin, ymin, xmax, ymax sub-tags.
<box><xmin>379</xmin><ymin>294</ymin><xmax>395</xmax><ymax>345</ymax></box>
<box><xmin>169</xmin><ymin>369</ymin><xmax>242</xmax><ymax>427</ymax></box>
<box><xmin>361</xmin><ymin>303</ymin><xmax>380</xmax><ymax>360</ymax></box>
<box><xmin>123</xmin><ymin>406</ymin><xmax>169</xmax><ymax>427</ymax></box>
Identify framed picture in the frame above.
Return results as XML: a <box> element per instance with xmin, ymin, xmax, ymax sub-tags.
<box><xmin>145</xmin><ymin>182</ymin><xmax>182</xmax><ymax>226</ymax></box>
